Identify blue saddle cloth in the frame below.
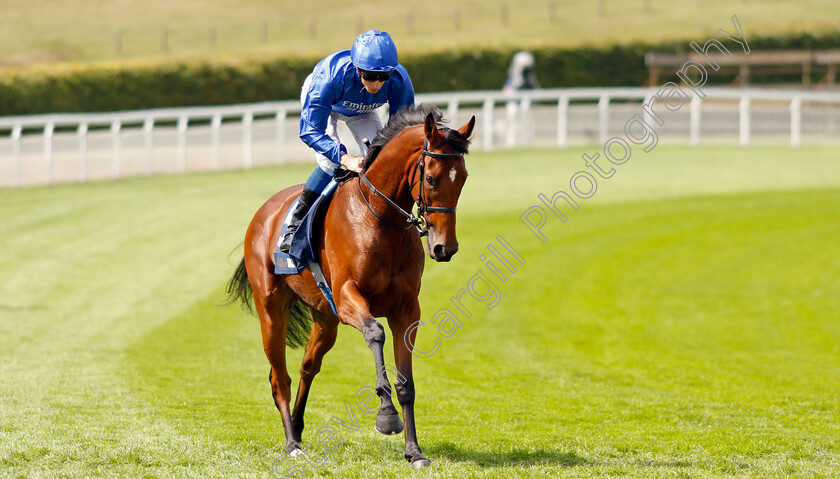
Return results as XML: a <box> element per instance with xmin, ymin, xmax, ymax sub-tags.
<box><xmin>274</xmin><ymin>180</ymin><xmax>337</xmax><ymax>274</ymax></box>
<box><xmin>273</xmin><ymin>180</ymin><xmax>339</xmax><ymax>314</ymax></box>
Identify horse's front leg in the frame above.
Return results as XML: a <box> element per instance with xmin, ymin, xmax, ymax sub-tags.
<box><xmin>336</xmin><ymin>282</ymin><xmax>403</xmax><ymax>434</ymax></box>
<box><xmin>388</xmin><ymin>300</ymin><xmax>431</xmax><ymax>468</ymax></box>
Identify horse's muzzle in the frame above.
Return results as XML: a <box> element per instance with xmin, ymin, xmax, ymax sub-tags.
<box><xmin>431</xmin><ymin>243</ymin><xmax>458</xmax><ymax>262</ymax></box>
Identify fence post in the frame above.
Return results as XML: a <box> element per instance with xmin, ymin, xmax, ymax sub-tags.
<box><xmin>790</xmin><ymin>97</ymin><xmax>801</xmax><ymax>148</ymax></box>
<box><xmin>482</xmin><ymin>99</ymin><xmax>494</xmax><ymax>152</ymax></box>
<box><xmin>211</xmin><ymin>114</ymin><xmax>222</xmax><ymax>170</ymax></box>
<box><xmin>44</xmin><ymin>123</ymin><xmax>54</xmax><ymax>185</ymax></box>
<box><xmin>690</xmin><ymin>95</ymin><xmax>701</xmax><ymax>147</ymax></box>
<box><xmin>739</xmin><ymin>96</ymin><xmax>750</xmax><ymax>147</ymax></box>
<box><xmin>12</xmin><ymin>125</ymin><xmax>22</xmax><ymax>188</ymax></box>
<box><xmin>642</xmin><ymin>94</ymin><xmax>655</xmax><ymax>128</ymax></box>
<box><xmin>447</xmin><ymin>100</ymin><xmax>459</xmax><ymax>124</ymax></box>
<box><xmin>557</xmin><ymin>95</ymin><xmax>568</xmax><ymax>148</ymax></box>
<box><xmin>177</xmin><ymin>116</ymin><xmax>188</xmax><ymax>173</ymax></box>
<box><xmin>520</xmin><ymin>97</ymin><xmax>532</xmax><ymax>147</ymax></box>
<box><xmin>111</xmin><ymin>120</ymin><xmax>122</xmax><ymax>179</ymax></box>
<box><xmin>78</xmin><ymin>123</ymin><xmax>88</xmax><ymax>182</ymax></box>
<box><xmin>275</xmin><ymin>110</ymin><xmax>286</xmax><ymax>164</ymax></box>
<box><xmin>505</xmin><ymin>97</ymin><xmax>517</xmax><ymax>148</ymax></box>
<box><xmin>143</xmin><ymin>118</ymin><xmax>154</xmax><ymax>176</ymax></box>
<box><xmin>598</xmin><ymin>95</ymin><xmax>609</xmax><ymax>144</ymax></box>
<box><xmin>243</xmin><ymin>112</ymin><xmax>254</xmax><ymax>169</ymax></box>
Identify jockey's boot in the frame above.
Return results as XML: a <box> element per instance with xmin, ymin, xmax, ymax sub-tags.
<box><xmin>279</xmin><ymin>186</ymin><xmax>319</xmax><ymax>254</ymax></box>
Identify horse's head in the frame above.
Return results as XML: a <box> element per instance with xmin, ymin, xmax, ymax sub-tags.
<box><xmin>415</xmin><ymin>113</ymin><xmax>475</xmax><ymax>262</ymax></box>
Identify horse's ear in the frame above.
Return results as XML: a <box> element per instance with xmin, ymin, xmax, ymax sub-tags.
<box><xmin>458</xmin><ymin>115</ymin><xmax>476</xmax><ymax>140</ymax></box>
<box><xmin>424</xmin><ymin>112</ymin><xmax>440</xmax><ymax>141</ymax></box>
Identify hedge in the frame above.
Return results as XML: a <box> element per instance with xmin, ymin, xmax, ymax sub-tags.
<box><xmin>1</xmin><ymin>31</ymin><xmax>838</xmax><ymax>116</ymax></box>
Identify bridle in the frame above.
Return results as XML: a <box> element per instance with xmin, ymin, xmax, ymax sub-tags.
<box><xmin>358</xmin><ymin>138</ymin><xmax>462</xmax><ymax>237</ymax></box>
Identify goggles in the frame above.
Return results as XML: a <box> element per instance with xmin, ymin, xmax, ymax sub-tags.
<box><xmin>358</xmin><ymin>68</ymin><xmax>393</xmax><ymax>82</ymax></box>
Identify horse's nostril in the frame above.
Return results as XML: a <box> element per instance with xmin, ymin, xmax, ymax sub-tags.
<box><xmin>433</xmin><ymin>244</ymin><xmax>446</xmax><ymax>258</ymax></box>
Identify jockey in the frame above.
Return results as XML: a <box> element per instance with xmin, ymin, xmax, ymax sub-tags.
<box><xmin>279</xmin><ymin>30</ymin><xmax>415</xmax><ymax>253</ymax></box>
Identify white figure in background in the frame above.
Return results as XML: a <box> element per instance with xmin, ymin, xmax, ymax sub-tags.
<box><xmin>504</xmin><ymin>51</ymin><xmax>540</xmax><ymax>148</ymax></box>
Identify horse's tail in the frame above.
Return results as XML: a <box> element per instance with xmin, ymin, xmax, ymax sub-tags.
<box><xmin>286</xmin><ymin>300</ymin><xmax>313</xmax><ymax>349</ymax></box>
<box><xmin>226</xmin><ymin>257</ymin><xmax>313</xmax><ymax>349</ymax></box>
<box><xmin>226</xmin><ymin>257</ymin><xmax>254</xmax><ymax>315</ymax></box>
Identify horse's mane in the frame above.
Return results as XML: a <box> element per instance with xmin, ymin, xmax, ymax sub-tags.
<box><xmin>363</xmin><ymin>104</ymin><xmax>471</xmax><ymax>171</ymax></box>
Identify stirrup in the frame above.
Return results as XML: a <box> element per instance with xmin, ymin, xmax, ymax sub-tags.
<box><xmin>279</xmin><ymin>229</ymin><xmax>296</xmax><ymax>253</ymax></box>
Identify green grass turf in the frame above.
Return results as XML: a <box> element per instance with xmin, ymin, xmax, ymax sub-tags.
<box><xmin>1</xmin><ymin>145</ymin><xmax>839</xmax><ymax>477</ymax></box>
<box><xmin>1</xmin><ymin>0</ymin><xmax>838</xmax><ymax>67</ymax></box>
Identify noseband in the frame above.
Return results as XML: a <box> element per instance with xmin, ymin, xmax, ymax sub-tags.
<box><xmin>358</xmin><ymin>138</ymin><xmax>463</xmax><ymax>236</ymax></box>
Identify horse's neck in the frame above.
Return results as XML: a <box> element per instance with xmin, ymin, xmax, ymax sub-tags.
<box><xmin>363</xmin><ymin>135</ymin><xmax>421</xmax><ymax>211</ymax></box>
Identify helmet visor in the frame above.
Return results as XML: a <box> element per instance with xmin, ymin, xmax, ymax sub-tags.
<box><xmin>358</xmin><ymin>68</ymin><xmax>393</xmax><ymax>82</ymax></box>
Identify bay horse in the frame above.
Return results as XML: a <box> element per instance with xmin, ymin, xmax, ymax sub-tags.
<box><xmin>227</xmin><ymin>104</ymin><xmax>475</xmax><ymax>467</ymax></box>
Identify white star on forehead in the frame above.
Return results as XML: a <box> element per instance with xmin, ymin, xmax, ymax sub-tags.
<box><xmin>449</xmin><ymin>167</ymin><xmax>457</xmax><ymax>183</ymax></box>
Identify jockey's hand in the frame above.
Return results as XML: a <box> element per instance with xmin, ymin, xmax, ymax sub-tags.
<box><xmin>340</xmin><ymin>154</ymin><xmax>365</xmax><ymax>173</ymax></box>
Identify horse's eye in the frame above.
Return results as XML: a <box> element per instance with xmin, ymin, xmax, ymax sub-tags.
<box><xmin>425</xmin><ymin>174</ymin><xmax>434</xmax><ymax>185</ymax></box>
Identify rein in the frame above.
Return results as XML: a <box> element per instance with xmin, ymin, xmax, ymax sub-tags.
<box><xmin>358</xmin><ymin>138</ymin><xmax>463</xmax><ymax>236</ymax></box>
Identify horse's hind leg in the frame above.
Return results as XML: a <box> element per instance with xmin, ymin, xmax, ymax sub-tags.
<box><xmin>256</xmin><ymin>290</ymin><xmax>301</xmax><ymax>454</ymax></box>
<box><xmin>290</xmin><ymin>309</ymin><xmax>339</xmax><ymax>443</ymax></box>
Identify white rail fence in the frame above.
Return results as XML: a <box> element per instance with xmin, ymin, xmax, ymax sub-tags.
<box><xmin>2</xmin><ymin>87</ymin><xmax>839</xmax><ymax>188</ymax></box>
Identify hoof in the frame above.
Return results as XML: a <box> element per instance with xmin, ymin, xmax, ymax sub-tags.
<box><xmin>288</xmin><ymin>447</ymin><xmax>304</xmax><ymax>458</ymax></box>
<box><xmin>374</xmin><ymin>414</ymin><xmax>404</xmax><ymax>435</ymax></box>
<box><xmin>411</xmin><ymin>458</ymin><xmax>432</xmax><ymax>468</ymax></box>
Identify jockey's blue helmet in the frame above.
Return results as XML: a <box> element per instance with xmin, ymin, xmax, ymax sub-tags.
<box><xmin>351</xmin><ymin>30</ymin><xmax>399</xmax><ymax>72</ymax></box>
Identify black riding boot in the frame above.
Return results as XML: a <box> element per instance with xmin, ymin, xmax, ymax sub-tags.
<box><xmin>279</xmin><ymin>186</ymin><xmax>319</xmax><ymax>253</ymax></box>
